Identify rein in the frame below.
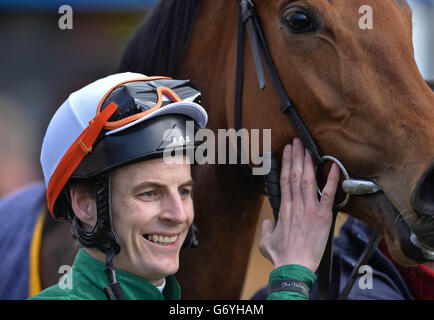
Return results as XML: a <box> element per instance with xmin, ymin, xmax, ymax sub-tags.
<box><xmin>235</xmin><ymin>0</ymin><xmax>383</xmax><ymax>300</ymax></box>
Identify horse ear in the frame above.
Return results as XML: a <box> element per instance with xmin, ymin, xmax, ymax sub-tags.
<box><xmin>69</xmin><ymin>186</ymin><xmax>97</xmax><ymax>230</ymax></box>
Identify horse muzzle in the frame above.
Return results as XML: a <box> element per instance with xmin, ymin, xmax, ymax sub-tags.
<box><xmin>409</xmin><ymin>161</ymin><xmax>434</xmax><ymax>254</ymax></box>
<box><xmin>411</xmin><ymin>161</ymin><xmax>434</xmax><ymax>218</ymax></box>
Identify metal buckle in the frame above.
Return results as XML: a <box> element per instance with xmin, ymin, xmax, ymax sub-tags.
<box><xmin>77</xmin><ymin>140</ymin><xmax>92</xmax><ymax>155</ymax></box>
<box><xmin>317</xmin><ymin>155</ymin><xmax>381</xmax><ymax>209</ymax></box>
<box><xmin>342</xmin><ymin>179</ymin><xmax>381</xmax><ymax>195</ymax></box>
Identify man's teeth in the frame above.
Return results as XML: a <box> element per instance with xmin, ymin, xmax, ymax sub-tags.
<box><xmin>147</xmin><ymin>234</ymin><xmax>178</xmax><ymax>244</ymax></box>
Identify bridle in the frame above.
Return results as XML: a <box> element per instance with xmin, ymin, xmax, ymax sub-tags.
<box><xmin>235</xmin><ymin>0</ymin><xmax>382</xmax><ymax>300</ymax></box>
<box><xmin>235</xmin><ymin>0</ymin><xmax>383</xmax><ymax>300</ymax></box>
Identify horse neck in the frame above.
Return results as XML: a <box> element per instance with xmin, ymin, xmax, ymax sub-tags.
<box><xmin>176</xmin><ymin>0</ymin><xmax>264</xmax><ymax>231</ymax></box>
<box><xmin>171</xmin><ymin>1</ymin><xmax>267</xmax><ymax>298</ymax></box>
<box><xmin>179</xmin><ymin>0</ymin><xmax>267</xmax><ymax>200</ymax></box>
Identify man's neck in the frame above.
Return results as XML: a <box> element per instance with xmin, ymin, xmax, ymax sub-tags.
<box><xmin>82</xmin><ymin>248</ymin><xmax>165</xmax><ymax>287</ymax></box>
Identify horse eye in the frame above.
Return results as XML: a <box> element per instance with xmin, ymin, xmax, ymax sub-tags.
<box><xmin>284</xmin><ymin>9</ymin><xmax>314</xmax><ymax>33</ymax></box>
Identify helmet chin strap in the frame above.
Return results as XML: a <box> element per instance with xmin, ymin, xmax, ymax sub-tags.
<box><xmin>71</xmin><ymin>172</ymin><xmax>124</xmax><ymax>300</ymax></box>
<box><xmin>93</xmin><ymin>172</ymin><xmax>124</xmax><ymax>300</ymax></box>
<box><xmin>103</xmin><ymin>247</ymin><xmax>124</xmax><ymax>300</ymax></box>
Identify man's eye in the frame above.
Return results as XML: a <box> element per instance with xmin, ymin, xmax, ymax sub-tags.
<box><xmin>179</xmin><ymin>188</ymin><xmax>192</xmax><ymax>198</ymax></box>
<box><xmin>140</xmin><ymin>191</ymin><xmax>159</xmax><ymax>200</ymax></box>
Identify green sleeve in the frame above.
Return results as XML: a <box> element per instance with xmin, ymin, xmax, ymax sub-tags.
<box><xmin>266</xmin><ymin>264</ymin><xmax>317</xmax><ymax>300</ymax></box>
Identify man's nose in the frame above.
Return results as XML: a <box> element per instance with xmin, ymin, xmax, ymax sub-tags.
<box><xmin>159</xmin><ymin>192</ymin><xmax>189</xmax><ymax>223</ymax></box>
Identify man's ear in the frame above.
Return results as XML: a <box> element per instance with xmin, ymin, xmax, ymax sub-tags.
<box><xmin>70</xmin><ymin>186</ymin><xmax>97</xmax><ymax>230</ymax></box>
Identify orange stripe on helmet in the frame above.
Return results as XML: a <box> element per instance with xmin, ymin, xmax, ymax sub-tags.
<box><xmin>46</xmin><ymin>102</ymin><xmax>118</xmax><ymax>218</ymax></box>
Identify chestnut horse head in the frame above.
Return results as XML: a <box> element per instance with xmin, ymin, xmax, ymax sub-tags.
<box><xmin>120</xmin><ymin>0</ymin><xmax>434</xmax><ymax>297</ymax></box>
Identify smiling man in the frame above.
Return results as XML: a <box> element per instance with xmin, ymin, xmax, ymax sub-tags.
<box><xmin>30</xmin><ymin>72</ymin><xmax>207</xmax><ymax>300</ymax></box>
<box><xmin>56</xmin><ymin>156</ymin><xmax>195</xmax><ymax>300</ymax></box>
<box><xmin>104</xmin><ymin>157</ymin><xmax>194</xmax><ymax>286</ymax></box>
<box><xmin>30</xmin><ymin>72</ymin><xmax>340</xmax><ymax>300</ymax></box>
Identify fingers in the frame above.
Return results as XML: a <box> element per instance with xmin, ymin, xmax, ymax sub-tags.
<box><xmin>280</xmin><ymin>144</ymin><xmax>292</xmax><ymax>204</ymax></box>
<box><xmin>319</xmin><ymin>163</ymin><xmax>340</xmax><ymax>211</ymax></box>
<box><xmin>290</xmin><ymin>138</ymin><xmax>304</xmax><ymax>203</ymax></box>
<box><xmin>280</xmin><ymin>138</ymin><xmax>312</xmax><ymax>207</ymax></box>
<box><xmin>301</xmin><ymin>150</ymin><xmax>318</xmax><ymax>204</ymax></box>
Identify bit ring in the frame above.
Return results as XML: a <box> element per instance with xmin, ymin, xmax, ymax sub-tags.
<box><xmin>317</xmin><ymin>155</ymin><xmax>350</xmax><ymax>209</ymax></box>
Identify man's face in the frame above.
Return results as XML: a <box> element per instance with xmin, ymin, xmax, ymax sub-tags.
<box><xmin>110</xmin><ymin>156</ymin><xmax>194</xmax><ymax>283</ymax></box>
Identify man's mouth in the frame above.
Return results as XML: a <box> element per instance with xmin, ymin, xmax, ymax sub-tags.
<box><xmin>143</xmin><ymin>233</ymin><xmax>180</xmax><ymax>245</ymax></box>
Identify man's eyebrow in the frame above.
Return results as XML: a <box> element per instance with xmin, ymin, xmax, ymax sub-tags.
<box><xmin>131</xmin><ymin>181</ymin><xmax>164</xmax><ymax>193</ymax></box>
<box><xmin>131</xmin><ymin>179</ymin><xmax>194</xmax><ymax>192</ymax></box>
<box><xmin>179</xmin><ymin>179</ymin><xmax>195</xmax><ymax>188</ymax></box>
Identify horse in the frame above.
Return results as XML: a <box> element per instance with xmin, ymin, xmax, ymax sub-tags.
<box><xmin>119</xmin><ymin>0</ymin><xmax>434</xmax><ymax>298</ymax></box>
<box><xmin>1</xmin><ymin>0</ymin><xmax>433</xmax><ymax>300</ymax></box>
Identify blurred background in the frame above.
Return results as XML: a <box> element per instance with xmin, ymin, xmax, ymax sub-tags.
<box><xmin>0</xmin><ymin>0</ymin><xmax>432</xmax><ymax>299</ymax></box>
<box><xmin>0</xmin><ymin>0</ymin><xmax>156</xmax><ymax>197</ymax></box>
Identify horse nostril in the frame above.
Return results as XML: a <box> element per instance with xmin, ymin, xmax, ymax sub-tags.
<box><xmin>411</xmin><ymin>162</ymin><xmax>434</xmax><ymax>217</ymax></box>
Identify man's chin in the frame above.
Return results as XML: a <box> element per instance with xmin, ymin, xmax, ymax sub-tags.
<box><xmin>149</xmin><ymin>259</ymin><xmax>180</xmax><ymax>279</ymax></box>
<box><xmin>119</xmin><ymin>257</ymin><xmax>180</xmax><ymax>283</ymax></box>
<box><xmin>129</xmin><ymin>232</ymin><xmax>187</xmax><ymax>278</ymax></box>
<box><xmin>142</xmin><ymin>248</ymin><xmax>181</xmax><ymax>275</ymax></box>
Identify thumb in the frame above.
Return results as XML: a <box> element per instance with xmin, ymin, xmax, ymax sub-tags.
<box><xmin>260</xmin><ymin>219</ymin><xmax>275</xmax><ymax>239</ymax></box>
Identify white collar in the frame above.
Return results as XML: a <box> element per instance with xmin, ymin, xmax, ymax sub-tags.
<box><xmin>156</xmin><ymin>278</ymin><xmax>166</xmax><ymax>293</ymax></box>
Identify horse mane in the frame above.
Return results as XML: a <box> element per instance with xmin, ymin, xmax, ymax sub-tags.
<box><xmin>119</xmin><ymin>0</ymin><xmax>202</xmax><ymax>77</ymax></box>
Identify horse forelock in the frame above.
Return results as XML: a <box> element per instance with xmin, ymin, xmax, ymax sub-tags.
<box><xmin>119</xmin><ymin>0</ymin><xmax>202</xmax><ymax>77</ymax></box>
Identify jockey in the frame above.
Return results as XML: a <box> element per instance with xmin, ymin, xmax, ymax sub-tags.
<box><xmin>30</xmin><ymin>72</ymin><xmax>340</xmax><ymax>300</ymax></box>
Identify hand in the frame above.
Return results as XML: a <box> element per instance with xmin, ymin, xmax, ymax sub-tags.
<box><xmin>259</xmin><ymin>138</ymin><xmax>340</xmax><ymax>273</ymax></box>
